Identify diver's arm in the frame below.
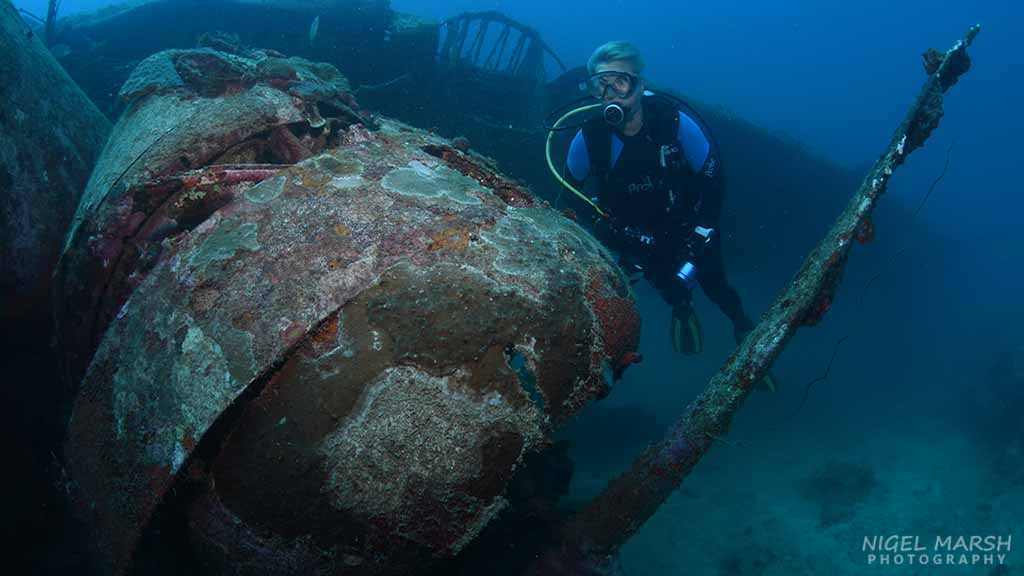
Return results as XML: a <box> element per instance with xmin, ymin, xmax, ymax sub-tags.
<box><xmin>669</xmin><ymin>114</ymin><xmax>723</xmax><ymax>290</ymax></box>
<box><xmin>566</xmin><ymin>129</ymin><xmax>590</xmax><ymax>186</ymax></box>
<box><xmin>677</xmin><ymin>111</ymin><xmax>720</xmax><ymax>230</ymax></box>
<box><xmin>564</xmin><ymin>129</ymin><xmax>625</xmax><ymax>247</ymax></box>
<box><xmin>560</xmin><ymin>129</ymin><xmax>592</xmax><ymax>221</ymax></box>
<box><xmin>692</xmin><ymin>149</ymin><xmax>724</xmax><ymax>231</ymax></box>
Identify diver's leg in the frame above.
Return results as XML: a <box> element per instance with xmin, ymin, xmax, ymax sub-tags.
<box><xmin>642</xmin><ymin>249</ymin><xmax>704</xmax><ymax>355</ymax></box>
<box><xmin>698</xmin><ymin>237</ymin><xmax>753</xmax><ymax>341</ymax></box>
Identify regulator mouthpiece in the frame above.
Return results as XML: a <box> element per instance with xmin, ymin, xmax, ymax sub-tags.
<box><xmin>603</xmin><ymin>103</ymin><xmax>625</xmax><ymax>126</ymax></box>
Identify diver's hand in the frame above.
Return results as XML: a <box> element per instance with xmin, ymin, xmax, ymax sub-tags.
<box><xmin>592</xmin><ymin>215</ymin><xmax>624</xmax><ymax>248</ymax></box>
<box><xmin>682</xmin><ymin>226</ymin><xmax>716</xmax><ymax>262</ymax></box>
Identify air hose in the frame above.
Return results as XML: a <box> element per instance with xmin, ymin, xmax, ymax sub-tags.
<box><xmin>544</xmin><ymin>102</ymin><xmax>607</xmax><ymax>218</ymax></box>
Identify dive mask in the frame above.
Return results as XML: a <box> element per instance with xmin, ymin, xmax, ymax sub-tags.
<box><xmin>580</xmin><ymin>71</ymin><xmax>639</xmax><ymax>100</ymax></box>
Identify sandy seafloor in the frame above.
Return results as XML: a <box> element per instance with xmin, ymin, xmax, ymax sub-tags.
<box><xmin>557</xmin><ymin>276</ymin><xmax>1022</xmax><ymax>576</ymax></box>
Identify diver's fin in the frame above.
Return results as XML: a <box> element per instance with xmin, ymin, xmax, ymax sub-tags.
<box><xmin>671</xmin><ymin>302</ymin><xmax>703</xmax><ymax>355</ymax></box>
<box><xmin>757</xmin><ymin>371</ymin><xmax>779</xmax><ymax>393</ymax></box>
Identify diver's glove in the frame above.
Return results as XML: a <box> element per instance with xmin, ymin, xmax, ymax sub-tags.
<box><xmin>682</xmin><ymin>225</ymin><xmax>716</xmax><ymax>263</ymax></box>
<box><xmin>592</xmin><ymin>215</ymin><xmax>624</xmax><ymax>249</ymax></box>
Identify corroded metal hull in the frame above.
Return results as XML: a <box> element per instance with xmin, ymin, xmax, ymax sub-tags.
<box><xmin>60</xmin><ymin>47</ymin><xmax>640</xmax><ymax>576</ymax></box>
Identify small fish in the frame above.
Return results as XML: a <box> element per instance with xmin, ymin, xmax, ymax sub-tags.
<box><xmin>309</xmin><ymin>15</ymin><xmax>320</xmax><ymax>48</ymax></box>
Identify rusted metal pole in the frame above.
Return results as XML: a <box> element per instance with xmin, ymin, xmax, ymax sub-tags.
<box><xmin>44</xmin><ymin>0</ymin><xmax>60</xmax><ymax>45</ymax></box>
<box><xmin>529</xmin><ymin>24</ymin><xmax>981</xmax><ymax>575</ymax></box>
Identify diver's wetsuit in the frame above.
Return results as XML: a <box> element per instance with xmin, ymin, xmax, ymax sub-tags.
<box><xmin>565</xmin><ymin>95</ymin><xmax>753</xmax><ymax>336</ymax></box>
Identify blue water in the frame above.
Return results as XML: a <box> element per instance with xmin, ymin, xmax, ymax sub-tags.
<box><xmin>21</xmin><ymin>0</ymin><xmax>1021</xmax><ymax>315</ymax></box>
<box><xmin>16</xmin><ymin>1</ymin><xmax>1022</xmax><ymax>574</ymax></box>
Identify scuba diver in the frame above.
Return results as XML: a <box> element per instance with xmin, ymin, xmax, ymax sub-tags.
<box><xmin>550</xmin><ymin>41</ymin><xmax>777</xmax><ymax>391</ymax></box>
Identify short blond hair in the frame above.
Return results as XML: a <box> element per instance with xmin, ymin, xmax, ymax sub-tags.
<box><xmin>587</xmin><ymin>41</ymin><xmax>645</xmax><ymax>75</ymax></box>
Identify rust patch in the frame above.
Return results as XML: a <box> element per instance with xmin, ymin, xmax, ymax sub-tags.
<box><xmin>855</xmin><ymin>217</ymin><xmax>875</xmax><ymax>244</ymax></box>
<box><xmin>309</xmin><ymin>313</ymin><xmax>339</xmax><ymax>350</ymax></box>
<box><xmin>182</xmin><ymin>427</ymin><xmax>198</xmax><ymax>452</ymax></box>
<box><xmin>585</xmin><ymin>271</ymin><xmax>641</xmax><ymax>378</ymax></box>
<box><xmin>190</xmin><ymin>286</ymin><xmax>220</xmax><ymax>314</ymax></box>
<box><xmin>428</xmin><ymin>226</ymin><xmax>471</xmax><ymax>251</ymax></box>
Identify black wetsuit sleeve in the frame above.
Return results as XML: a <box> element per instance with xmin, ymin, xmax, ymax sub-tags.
<box><xmin>676</xmin><ymin>108</ymin><xmax>725</xmax><ymax>262</ymax></box>
<box><xmin>693</xmin><ymin>150</ymin><xmax>724</xmax><ymax>231</ymax></box>
<box><xmin>661</xmin><ymin>146</ymin><xmax>725</xmax><ymax>271</ymax></box>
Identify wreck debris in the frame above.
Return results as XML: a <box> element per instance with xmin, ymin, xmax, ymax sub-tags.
<box><xmin>45</xmin><ymin>0</ymin><xmax>60</xmax><ymax>46</ymax></box>
<box><xmin>529</xmin><ymin>25</ymin><xmax>983</xmax><ymax>573</ymax></box>
<box><xmin>0</xmin><ymin>0</ymin><xmax>110</xmax><ymax>316</ymax></box>
<box><xmin>60</xmin><ymin>50</ymin><xmax>641</xmax><ymax>575</ymax></box>
<box><xmin>439</xmin><ymin>11</ymin><xmax>566</xmax><ymax>79</ymax></box>
<box><xmin>437</xmin><ymin>11</ymin><xmax>567</xmax><ymax>130</ymax></box>
<box><xmin>53</xmin><ymin>46</ymin><xmax>370</xmax><ymax>388</ymax></box>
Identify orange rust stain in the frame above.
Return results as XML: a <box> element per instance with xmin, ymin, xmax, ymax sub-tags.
<box><xmin>334</xmin><ymin>223</ymin><xmax>351</xmax><ymax>236</ymax></box>
<box><xmin>311</xmin><ymin>314</ymin><xmax>339</xmax><ymax>346</ymax></box>
<box><xmin>428</xmin><ymin>226</ymin><xmax>471</xmax><ymax>251</ymax></box>
<box><xmin>182</xmin><ymin>427</ymin><xmax>197</xmax><ymax>451</ymax></box>
<box><xmin>855</xmin><ymin>217</ymin><xmax>875</xmax><ymax>244</ymax></box>
<box><xmin>190</xmin><ymin>286</ymin><xmax>220</xmax><ymax>313</ymax></box>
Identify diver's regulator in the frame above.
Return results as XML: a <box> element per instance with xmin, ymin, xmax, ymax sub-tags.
<box><xmin>542</xmin><ymin>96</ymin><xmax>641</xmax><ymax>217</ymax></box>
<box><xmin>603</xmin><ymin>103</ymin><xmax>626</xmax><ymax>126</ymax></box>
